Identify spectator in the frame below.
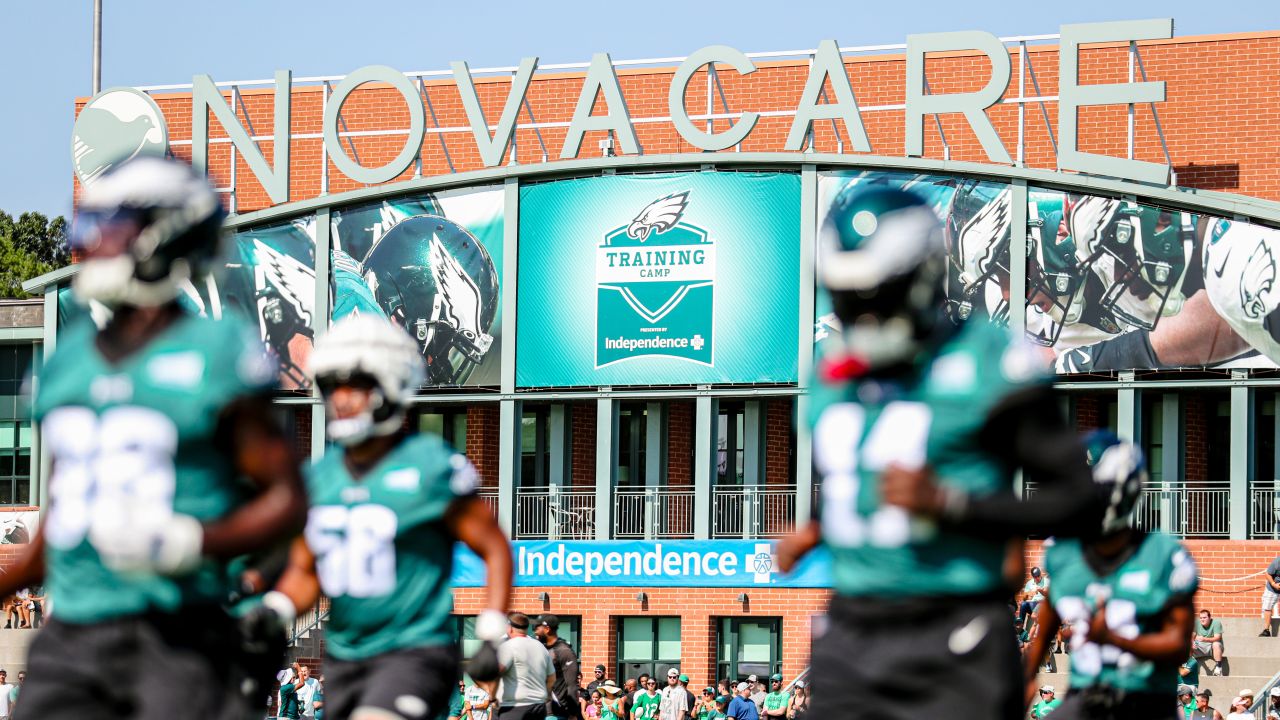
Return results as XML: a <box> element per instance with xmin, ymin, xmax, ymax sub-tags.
<box><xmin>620</xmin><ymin>679</ymin><xmax>638</xmax><ymax>720</ymax></box>
<box><xmin>633</xmin><ymin>677</ymin><xmax>661</xmax><ymax>720</ymax></box>
<box><xmin>679</xmin><ymin>674</ymin><xmax>696</xmax><ymax>716</ymax></box>
<box><xmin>466</xmin><ymin>680</ymin><xmax>495</xmax><ymax>720</ymax></box>
<box><xmin>587</xmin><ymin>665</ymin><xmax>608</xmax><ymax>695</ymax></box>
<box><xmin>7</xmin><ymin>671</ymin><xmax>22</xmax><ymax>715</ymax></box>
<box><xmin>497</xmin><ymin>612</ymin><xmax>556</xmax><ymax>720</ymax></box>
<box><xmin>586</xmin><ymin>691</ymin><xmax>602</xmax><ymax>720</ymax></box>
<box><xmin>1195</xmin><ymin>688</ymin><xmax>1224</xmax><ymax>720</ymax></box>
<box><xmin>713</xmin><ymin>696</ymin><xmax>730</xmax><ymax>720</ymax></box>
<box><xmin>536</xmin><ymin>615</ymin><xmax>583</xmax><ymax>720</ymax></box>
<box><xmin>449</xmin><ymin>680</ymin><xmax>468</xmax><ymax>720</ymax></box>
<box><xmin>279</xmin><ymin>671</ymin><xmax>303</xmax><ymax>720</ymax></box>
<box><xmin>599</xmin><ymin>681</ymin><xmax>625</xmax><ymax>720</ymax></box>
<box><xmin>1180</xmin><ymin>686</ymin><xmax>1197</xmax><ymax>720</ymax></box>
<box><xmin>693</xmin><ymin>687</ymin><xmax>717</xmax><ymax>720</ymax></box>
<box><xmin>1262</xmin><ymin>555</ymin><xmax>1280</xmax><ymax>636</ymax></box>
<box><xmin>727</xmin><ymin>683</ymin><xmax>759</xmax><ymax>720</ymax></box>
<box><xmin>1195</xmin><ymin>609</ymin><xmax>1227</xmax><ymax>676</ymax></box>
<box><xmin>1267</xmin><ymin>687</ymin><xmax>1280</xmax><ymax>720</ymax></box>
<box><xmin>1019</xmin><ymin>567</ymin><xmax>1050</xmax><ymax>631</ymax></box>
<box><xmin>296</xmin><ymin>665</ymin><xmax>318</xmax><ymax>718</ymax></box>
<box><xmin>579</xmin><ymin>671</ymin><xmax>591</xmax><ymax>714</ymax></box>
<box><xmin>659</xmin><ymin>668</ymin><xmax>689</xmax><ymax>720</ymax></box>
<box><xmin>761</xmin><ymin>675</ymin><xmax>789</xmax><ymax>719</ymax></box>
<box><xmin>633</xmin><ymin>674</ymin><xmax>651</xmax><ymax>704</ymax></box>
<box><xmin>786</xmin><ymin>682</ymin><xmax>807</xmax><ymax>720</ymax></box>
<box><xmin>1228</xmin><ymin>695</ymin><xmax>1255</xmax><ymax>720</ymax></box>
<box><xmin>1182</xmin><ymin>655</ymin><xmax>1202</xmax><ymax>688</ymax></box>
<box><xmin>717</xmin><ymin>680</ymin><xmax>732</xmax><ymax>699</ymax></box>
<box><xmin>313</xmin><ymin>675</ymin><xmax>325</xmax><ymax>720</ymax></box>
<box><xmin>0</xmin><ymin>670</ymin><xmax>11</xmax><ymax>720</ymax></box>
<box><xmin>1030</xmin><ymin>685</ymin><xmax>1061</xmax><ymax>718</ymax></box>
<box><xmin>747</xmin><ymin>677</ymin><xmax>766</xmax><ymax>714</ymax></box>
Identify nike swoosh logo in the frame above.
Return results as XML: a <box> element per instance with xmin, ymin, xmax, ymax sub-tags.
<box><xmin>948</xmin><ymin>615</ymin><xmax>990</xmax><ymax>656</ymax></box>
<box><xmin>1213</xmin><ymin>249</ymin><xmax>1231</xmax><ymax>278</ymax></box>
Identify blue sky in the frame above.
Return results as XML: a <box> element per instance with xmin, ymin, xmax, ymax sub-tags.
<box><xmin>1</xmin><ymin>0</ymin><xmax>1274</xmax><ymax>218</ymax></box>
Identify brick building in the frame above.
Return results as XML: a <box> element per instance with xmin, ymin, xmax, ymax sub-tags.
<box><xmin>8</xmin><ymin>24</ymin><xmax>1280</xmax><ymax>681</ymax></box>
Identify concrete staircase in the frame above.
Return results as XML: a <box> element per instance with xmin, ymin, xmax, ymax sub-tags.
<box><xmin>0</xmin><ymin>629</ymin><xmax>34</xmax><ymax>672</ymax></box>
<box><xmin>1035</xmin><ymin>617</ymin><xmax>1280</xmax><ymax>701</ymax></box>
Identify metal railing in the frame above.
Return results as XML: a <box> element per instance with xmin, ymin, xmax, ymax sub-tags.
<box><xmin>514</xmin><ymin>487</ymin><xmax>596</xmax><ymax>540</ymax></box>
<box><xmin>1252</xmin><ymin>489</ymin><xmax>1280</xmax><ymax>539</ymax></box>
<box><xmin>613</xmin><ymin>487</ymin><xmax>696</xmax><ymax>538</ymax></box>
<box><xmin>476</xmin><ymin>488</ymin><xmax>500</xmax><ymax>520</ymax></box>
<box><xmin>1132</xmin><ymin>488</ymin><xmax>1231</xmax><ymax>538</ymax></box>
<box><xmin>712</xmin><ymin>484</ymin><xmax>797</xmax><ymax>539</ymax></box>
<box><xmin>290</xmin><ymin>597</ymin><xmax>330</xmax><ymax>647</ymax></box>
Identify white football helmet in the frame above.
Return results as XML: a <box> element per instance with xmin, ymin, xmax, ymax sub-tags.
<box><xmin>309</xmin><ymin>315</ymin><xmax>424</xmax><ymax>445</ymax></box>
<box><xmin>70</xmin><ymin>156</ymin><xmax>224</xmax><ymax>308</ymax></box>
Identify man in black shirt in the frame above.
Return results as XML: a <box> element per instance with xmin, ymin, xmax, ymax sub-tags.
<box><xmin>537</xmin><ymin>614</ymin><xmax>583</xmax><ymax>720</ymax></box>
<box><xmin>587</xmin><ymin>665</ymin><xmax>608</xmax><ymax>696</ymax></box>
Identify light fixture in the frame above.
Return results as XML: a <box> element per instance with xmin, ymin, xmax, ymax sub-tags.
<box><xmin>636</xmin><ymin>592</ymin><xmax>648</xmax><ymax>602</ymax></box>
<box><xmin>537</xmin><ymin>592</ymin><xmax>550</xmax><ymax>603</ymax></box>
<box><xmin>737</xmin><ymin>593</ymin><xmax>748</xmax><ymax>604</ymax></box>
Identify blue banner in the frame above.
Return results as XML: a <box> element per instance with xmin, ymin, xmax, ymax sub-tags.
<box><xmin>452</xmin><ymin>539</ymin><xmax>832</xmax><ymax>588</ymax></box>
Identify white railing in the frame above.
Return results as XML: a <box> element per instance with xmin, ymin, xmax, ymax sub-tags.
<box><xmin>476</xmin><ymin>489</ymin><xmax>500</xmax><ymax>520</ymax></box>
<box><xmin>1252</xmin><ymin>489</ymin><xmax>1280</xmax><ymax>539</ymax></box>
<box><xmin>613</xmin><ymin>487</ymin><xmax>696</xmax><ymax>539</ymax></box>
<box><xmin>712</xmin><ymin>484</ymin><xmax>797</xmax><ymax>539</ymax></box>
<box><xmin>1132</xmin><ymin>488</ymin><xmax>1231</xmax><ymax>538</ymax></box>
<box><xmin>515</xmin><ymin>487</ymin><xmax>596</xmax><ymax>540</ymax></box>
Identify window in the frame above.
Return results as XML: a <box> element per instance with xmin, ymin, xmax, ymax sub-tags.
<box><xmin>1141</xmin><ymin>392</ymin><xmax>1167</xmax><ymax>487</ymax></box>
<box><xmin>616</xmin><ymin>617</ymin><xmax>681</xmax><ymax>684</ymax></box>
<box><xmin>716</xmin><ymin>618</ymin><xmax>780</xmax><ymax>683</ymax></box>
<box><xmin>0</xmin><ymin>345</ymin><xmax>33</xmax><ymax>507</ymax></box>
<box><xmin>617</xmin><ymin>404</ymin><xmax>648</xmax><ymax>488</ymax></box>
<box><xmin>417</xmin><ymin>408</ymin><xmax>468</xmax><ymax>452</ymax></box>
<box><xmin>521</xmin><ymin>406</ymin><xmax>550</xmax><ymax>487</ymax></box>
<box><xmin>716</xmin><ymin>403</ymin><xmax>745</xmax><ymax>486</ymax></box>
<box><xmin>455</xmin><ymin>615</ymin><xmax>482</xmax><ymax>661</ymax></box>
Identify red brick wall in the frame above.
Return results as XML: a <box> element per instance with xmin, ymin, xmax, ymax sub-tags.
<box><xmin>1026</xmin><ymin>539</ymin><xmax>1280</xmax><ymax>618</ymax></box>
<box><xmin>668</xmin><ymin>401</ymin><xmax>694</xmax><ymax>486</ymax></box>
<box><xmin>765</xmin><ymin>400</ymin><xmax>793</xmax><ymax>486</ymax></box>
<box><xmin>467</xmin><ymin>405</ymin><xmax>501</xmax><ymax>488</ymax></box>
<box><xmin>572</xmin><ymin>402</ymin><xmax>597</xmax><ymax>488</ymax></box>
<box><xmin>80</xmin><ymin>31</ymin><xmax>1280</xmax><ymax>213</ymax></box>
<box><xmin>454</xmin><ymin>585</ymin><xmax>828</xmax><ymax>685</ymax></box>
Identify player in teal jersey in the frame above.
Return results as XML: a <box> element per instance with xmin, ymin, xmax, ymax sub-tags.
<box><xmin>777</xmin><ymin>186</ymin><xmax>1100</xmax><ymax>720</ymax></box>
<box><xmin>1023</xmin><ymin>432</ymin><xmax>1198</xmax><ymax>719</ymax></box>
<box><xmin>259</xmin><ymin>315</ymin><xmax>513</xmax><ymax>720</ymax></box>
<box><xmin>0</xmin><ymin>156</ymin><xmax>308</xmax><ymax>720</ymax></box>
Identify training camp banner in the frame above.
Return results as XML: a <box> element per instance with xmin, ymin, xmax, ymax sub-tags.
<box><xmin>452</xmin><ymin>539</ymin><xmax>832</xmax><ymax>588</ymax></box>
<box><xmin>516</xmin><ymin>172</ymin><xmax>801</xmax><ymax>387</ymax></box>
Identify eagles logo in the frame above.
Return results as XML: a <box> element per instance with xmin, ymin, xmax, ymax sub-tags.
<box><xmin>1240</xmin><ymin>239</ymin><xmax>1276</xmax><ymax>320</ymax></box>
<box><xmin>626</xmin><ymin>192</ymin><xmax>689</xmax><ymax>241</ymax></box>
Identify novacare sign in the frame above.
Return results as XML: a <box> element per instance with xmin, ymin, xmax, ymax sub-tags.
<box><xmin>451</xmin><ymin>540</ymin><xmax>834</xmax><ymax>588</ymax></box>
<box><xmin>72</xmin><ymin>19</ymin><xmax>1178</xmax><ymax>197</ymax></box>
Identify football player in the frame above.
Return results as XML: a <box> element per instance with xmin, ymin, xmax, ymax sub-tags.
<box><xmin>1022</xmin><ymin>432</ymin><xmax>1198</xmax><ymax>719</ymax></box>
<box><xmin>0</xmin><ymin>156</ymin><xmax>308</xmax><ymax>719</ymax></box>
<box><xmin>258</xmin><ymin>314</ymin><xmax>513</xmax><ymax>720</ymax></box>
<box><xmin>777</xmin><ymin>186</ymin><xmax>1099</xmax><ymax>719</ymax></box>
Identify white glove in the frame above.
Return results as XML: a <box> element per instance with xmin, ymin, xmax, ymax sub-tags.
<box><xmin>261</xmin><ymin>590</ymin><xmax>298</xmax><ymax>630</ymax></box>
<box><xmin>476</xmin><ymin>608</ymin><xmax>509</xmax><ymax>643</ymax></box>
<box><xmin>90</xmin><ymin>512</ymin><xmax>204</xmax><ymax>575</ymax></box>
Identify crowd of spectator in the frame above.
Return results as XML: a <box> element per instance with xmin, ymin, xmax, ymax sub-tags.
<box><xmin>1</xmin><ymin>587</ymin><xmax>43</xmax><ymax>629</ymax></box>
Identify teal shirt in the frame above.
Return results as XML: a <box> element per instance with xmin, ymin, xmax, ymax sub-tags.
<box><xmin>1031</xmin><ymin>697</ymin><xmax>1062</xmax><ymax>718</ymax></box>
<box><xmin>1180</xmin><ymin>657</ymin><xmax>1200</xmax><ymax>687</ymax></box>
<box><xmin>306</xmin><ymin>434</ymin><xmax>475</xmax><ymax>660</ymax></box>
<box><xmin>33</xmin><ymin>312</ymin><xmax>275</xmax><ymax>623</ymax></box>
<box><xmin>1046</xmin><ymin>531</ymin><xmax>1199</xmax><ymax>694</ymax></box>
<box><xmin>280</xmin><ymin>682</ymin><xmax>302</xmax><ymax>719</ymax></box>
<box><xmin>812</xmin><ymin>320</ymin><xmax>1046</xmax><ymax>597</ymax></box>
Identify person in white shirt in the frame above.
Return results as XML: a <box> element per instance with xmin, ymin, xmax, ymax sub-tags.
<box><xmin>296</xmin><ymin>665</ymin><xmax>319</xmax><ymax>718</ymax></box>
<box><xmin>1228</xmin><ymin>695</ymin><xmax>1256</xmax><ymax>720</ymax></box>
<box><xmin>659</xmin><ymin>668</ymin><xmax>689</xmax><ymax>720</ymax></box>
<box><xmin>465</xmin><ymin>681</ymin><xmax>494</xmax><ymax>720</ymax></box>
<box><xmin>0</xmin><ymin>669</ymin><xmax>14</xmax><ymax>720</ymax></box>
<box><xmin>496</xmin><ymin>612</ymin><xmax>556</xmax><ymax>720</ymax></box>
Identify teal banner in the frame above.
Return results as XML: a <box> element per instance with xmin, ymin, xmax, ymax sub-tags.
<box><xmin>518</xmin><ymin>172</ymin><xmax>800</xmax><ymax>387</ymax></box>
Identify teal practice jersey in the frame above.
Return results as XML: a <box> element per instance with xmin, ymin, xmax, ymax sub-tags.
<box><xmin>811</xmin><ymin>319</ymin><xmax>1046</xmax><ymax>598</ymax></box>
<box><xmin>1046</xmin><ymin>531</ymin><xmax>1198</xmax><ymax>693</ymax></box>
<box><xmin>34</xmin><ymin>311</ymin><xmax>276</xmax><ymax>623</ymax></box>
<box><xmin>305</xmin><ymin>434</ymin><xmax>477</xmax><ymax>660</ymax></box>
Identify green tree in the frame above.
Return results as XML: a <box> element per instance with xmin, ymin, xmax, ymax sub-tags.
<box><xmin>0</xmin><ymin>211</ymin><xmax>69</xmax><ymax>298</ymax></box>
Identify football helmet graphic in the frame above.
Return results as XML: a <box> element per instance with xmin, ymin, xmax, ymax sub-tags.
<box><xmin>944</xmin><ymin>180</ymin><xmax>1016</xmax><ymax>326</ymax></box>
<box><xmin>330</xmin><ymin>195</ymin><xmax>443</xmax><ymax>264</ymax></box>
<box><xmin>361</xmin><ymin>215</ymin><xmax>499</xmax><ymax>385</ymax></box>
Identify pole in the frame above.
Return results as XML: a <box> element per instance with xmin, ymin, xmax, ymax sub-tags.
<box><xmin>92</xmin><ymin>0</ymin><xmax>102</xmax><ymax>94</ymax></box>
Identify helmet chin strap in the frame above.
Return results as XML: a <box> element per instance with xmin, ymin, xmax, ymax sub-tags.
<box><xmin>326</xmin><ymin>389</ymin><xmax>405</xmax><ymax>446</ymax></box>
<box><xmin>73</xmin><ymin>256</ymin><xmax>187</xmax><ymax>309</ymax></box>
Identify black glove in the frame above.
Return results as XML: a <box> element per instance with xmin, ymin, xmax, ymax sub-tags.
<box><xmin>1055</xmin><ymin>330</ymin><xmax>1159</xmax><ymax>373</ymax></box>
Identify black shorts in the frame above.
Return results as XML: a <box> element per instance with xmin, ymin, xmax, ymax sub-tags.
<box><xmin>808</xmin><ymin>595</ymin><xmax>1022</xmax><ymax>720</ymax></box>
<box><xmin>1047</xmin><ymin>690</ymin><xmax>1177</xmax><ymax>720</ymax></box>
<box><xmin>15</xmin><ymin>608</ymin><xmax>261</xmax><ymax>720</ymax></box>
<box><xmin>323</xmin><ymin>644</ymin><xmax>458</xmax><ymax>719</ymax></box>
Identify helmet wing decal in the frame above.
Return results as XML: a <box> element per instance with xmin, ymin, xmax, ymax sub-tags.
<box><xmin>429</xmin><ymin>232</ymin><xmax>492</xmax><ymax>349</ymax></box>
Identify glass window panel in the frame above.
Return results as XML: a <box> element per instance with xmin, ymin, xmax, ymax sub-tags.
<box><xmin>419</xmin><ymin>413</ymin><xmax>445</xmax><ymax>437</ymax></box>
<box><xmin>15</xmin><ymin>451</ymin><xmax>29</xmax><ymax>478</ymax></box>
<box><xmin>18</xmin><ymin>422</ymin><xmax>32</xmax><ymax>450</ymax></box>
<box><xmin>738</xmin><ymin>622</ymin><xmax>772</xmax><ymax>662</ymax></box>
<box><xmin>521</xmin><ymin>415</ymin><xmax>538</xmax><ymax>453</ymax></box>
<box><xmin>452</xmin><ymin>414</ymin><xmax>468</xmax><ymax>452</ymax></box>
<box><xmin>656</xmin><ymin>617</ymin><xmax>681</xmax><ymax>659</ymax></box>
<box><xmin>720</xmin><ymin>618</ymin><xmax>732</xmax><ymax>659</ymax></box>
<box><xmin>0</xmin><ymin>454</ymin><xmax>12</xmax><ymax>477</ymax></box>
<box><xmin>0</xmin><ymin>423</ymin><xmax>14</xmax><ymax>450</ymax></box>
<box><xmin>621</xmin><ymin>617</ymin><xmax>655</xmax><ymax>660</ymax></box>
<box><xmin>0</xmin><ymin>478</ymin><xmax>11</xmax><ymax>506</ymax></box>
<box><xmin>15</xmin><ymin>474</ymin><xmax>29</xmax><ymax>507</ymax></box>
